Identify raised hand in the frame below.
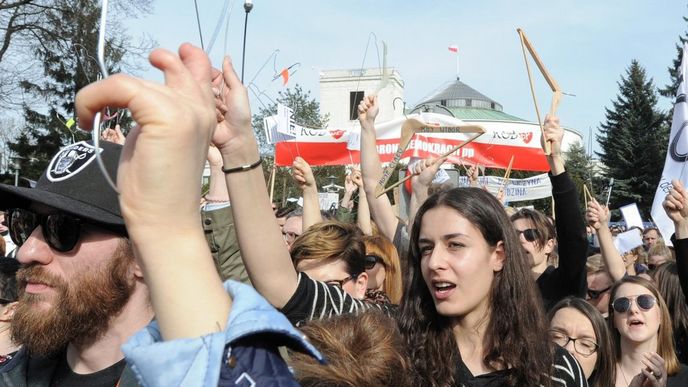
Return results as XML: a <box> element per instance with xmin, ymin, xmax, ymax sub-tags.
<box><xmin>357</xmin><ymin>95</ymin><xmax>378</xmax><ymax>129</ymax></box>
<box><xmin>211</xmin><ymin>57</ymin><xmax>256</xmax><ymax>164</ymax></box>
<box><xmin>76</xmin><ymin>43</ymin><xmax>216</xmax><ymax>233</ymax></box>
<box><xmin>292</xmin><ymin>157</ymin><xmax>316</xmax><ymax>191</ymax></box>
<box><xmin>101</xmin><ymin>124</ymin><xmax>126</xmax><ymax>145</ymax></box>
<box><xmin>344</xmin><ymin>173</ymin><xmax>358</xmax><ymax>193</ymax></box>
<box><xmin>586</xmin><ymin>199</ymin><xmax>610</xmax><ymax>231</ymax></box>
<box><xmin>541</xmin><ymin>115</ymin><xmax>563</xmax><ymax>157</ymax></box>
<box><xmin>663</xmin><ymin>179</ymin><xmax>688</xmax><ymax>224</ymax></box>
<box><xmin>351</xmin><ymin>169</ymin><xmax>363</xmax><ymax>188</ymax></box>
<box><xmin>410</xmin><ymin>157</ymin><xmax>445</xmax><ymax>187</ymax></box>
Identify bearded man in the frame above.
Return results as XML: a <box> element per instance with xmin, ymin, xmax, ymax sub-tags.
<box><xmin>0</xmin><ymin>140</ymin><xmax>153</xmax><ymax>386</ymax></box>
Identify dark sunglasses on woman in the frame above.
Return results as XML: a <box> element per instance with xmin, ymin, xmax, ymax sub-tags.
<box><xmin>364</xmin><ymin>255</ymin><xmax>384</xmax><ymax>270</ymax></box>
<box><xmin>611</xmin><ymin>294</ymin><xmax>656</xmax><ymax>314</ymax></box>
<box><xmin>516</xmin><ymin>228</ymin><xmax>539</xmax><ymax>243</ymax></box>
<box><xmin>8</xmin><ymin>208</ymin><xmax>84</xmax><ymax>252</ymax></box>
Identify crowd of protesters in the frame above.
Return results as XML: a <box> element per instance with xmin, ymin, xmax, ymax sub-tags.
<box><xmin>0</xmin><ymin>43</ymin><xmax>685</xmax><ymax>387</ymax></box>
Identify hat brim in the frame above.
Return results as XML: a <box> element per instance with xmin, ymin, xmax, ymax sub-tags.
<box><xmin>0</xmin><ymin>184</ymin><xmax>125</xmax><ymax>230</ymax></box>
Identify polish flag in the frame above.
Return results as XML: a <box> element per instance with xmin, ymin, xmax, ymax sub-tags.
<box><xmin>448</xmin><ymin>45</ymin><xmax>459</xmax><ymax>53</ymax></box>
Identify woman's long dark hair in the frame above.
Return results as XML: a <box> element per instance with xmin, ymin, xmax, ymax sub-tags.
<box><xmin>549</xmin><ymin>297</ymin><xmax>615</xmax><ymax>387</ymax></box>
<box><xmin>398</xmin><ymin>188</ymin><xmax>553</xmax><ymax>386</ymax></box>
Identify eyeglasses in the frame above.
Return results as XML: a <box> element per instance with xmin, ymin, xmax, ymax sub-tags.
<box><xmin>282</xmin><ymin>231</ymin><xmax>300</xmax><ymax>243</ymax></box>
<box><xmin>365</xmin><ymin>255</ymin><xmax>384</xmax><ymax>270</ymax></box>
<box><xmin>325</xmin><ymin>274</ymin><xmax>358</xmax><ymax>288</ymax></box>
<box><xmin>549</xmin><ymin>330</ymin><xmax>599</xmax><ymax>357</ymax></box>
<box><xmin>611</xmin><ymin>294</ymin><xmax>657</xmax><ymax>314</ymax></box>
<box><xmin>516</xmin><ymin>228</ymin><xmax>539</xmax><ymax>242</ymax></box>
<box><xmin>8</xmin><ymin>208</ymin><xmax>82</xmax><ymax>252</ymax></box>
<box><xmin>587</xmin><ymin>286</ymin><xmax>611</xmax><ymax>300</ymax></box>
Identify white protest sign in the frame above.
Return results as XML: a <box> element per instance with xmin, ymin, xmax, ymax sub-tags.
<box><xmin>613</xmin><ymin>229</ymin><xmax>643</xmax><ymax>255</ymax></box>
<box><xmin>458</xmin><ymin>173</ymin><xmax>552</xmax><ymax>202</ymax></box>
<box><xmin>619</xmin><ymin>203</ymin><xmax>644</xmax><ymax>230</ymax></box>
<box><xmin>318</xmin><ymin>192</ymin><xmax>340</xmax><ymax>211</ymax></box>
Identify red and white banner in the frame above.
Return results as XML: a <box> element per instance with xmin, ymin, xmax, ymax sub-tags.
<box><xmin>275</xmin><ymin>112</ymin><xmax>562</xmax><ymax>171</ymax></box>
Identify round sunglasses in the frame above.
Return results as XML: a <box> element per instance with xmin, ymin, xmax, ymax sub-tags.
<box><xmin>611</xmin><ymin>294</ymin><xmax>657</xmax><ymax>314</ymax></box>
<box><xmin>9</xmin><ymin>208</ymin><xmax>84</xmax><ymax>252</ymax></box>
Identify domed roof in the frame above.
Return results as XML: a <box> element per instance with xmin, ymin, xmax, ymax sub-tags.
<box><xmin>416</xmin><ymin>78</ymin><xmax>503</xmax><ymax>111</ymax></box>
<box><xmin>412</xmin><ymin>78</ymin><xmax>526</xmax><ymax>122</ymax></box>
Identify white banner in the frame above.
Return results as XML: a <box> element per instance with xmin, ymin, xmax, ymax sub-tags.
<box><xmin>457</xmin><ymin>173</ymin><xmax>552</xmax><ymax>203</ymax></box>
<box><xmin>651</xmin><ymin>42</ymin><xmax>688</xmax><ymax>246</ymax></box>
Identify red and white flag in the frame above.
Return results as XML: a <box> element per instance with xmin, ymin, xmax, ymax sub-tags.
<box><xmin>448</xmin><ymin>45</ymin><xmax>459</xmax><ymax>53</ymax></box>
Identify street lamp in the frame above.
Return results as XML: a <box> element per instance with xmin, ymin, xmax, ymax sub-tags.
<box><xmin>10</xmin><ymin>155</ymin><xmax>26</xmax><ymax>187</ymax></box>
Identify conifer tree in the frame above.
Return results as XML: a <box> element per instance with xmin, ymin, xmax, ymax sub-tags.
<box><xmin>596</xmin><ymin>60</ymin><xmax>668</xmax><ymax>219</ymax></box>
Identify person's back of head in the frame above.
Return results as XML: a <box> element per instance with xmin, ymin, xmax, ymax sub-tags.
<box><xmin>291</xmin><ymin>221</ymin><xmax>366</xmax><ymax>276</ymax></box>
<box><xmin>652</xmin><ymin>262</ymin><xmax>688</xmax><ymax>343</ymax></box>
<box><xmin>290</xmin><ymin>310</ymin><xmax>411</xmax><ymax>387</ymax></box>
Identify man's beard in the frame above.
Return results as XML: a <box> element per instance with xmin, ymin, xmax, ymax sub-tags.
<box><xmin>11</xmin><ymin>241</ymin><xmax>136</xmax><ymax>357</ymax></box>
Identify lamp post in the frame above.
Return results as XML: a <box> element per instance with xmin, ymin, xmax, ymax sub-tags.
<box><xmin>10</xmin><ymin>155</ymin><xmax>26</xmax><ymax>187</ymax></box>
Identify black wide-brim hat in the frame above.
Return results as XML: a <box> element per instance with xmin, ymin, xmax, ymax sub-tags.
<box><xmin>0</xmin><ymin>140</ymin><xmax>125</xmax><ymax>233</ymax></box>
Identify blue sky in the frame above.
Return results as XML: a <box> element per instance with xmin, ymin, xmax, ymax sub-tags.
<box><xmin>126</xmin><ymin>1</ymin><xmax>688</xmax><ymax>155</ymax></box>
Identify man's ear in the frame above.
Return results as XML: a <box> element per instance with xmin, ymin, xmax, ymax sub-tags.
<box><xmin>0</xmin><ymin>302</ymin><xmax>17</xmax><ymax>321</ymax></box>
<box><xmin>492</xmin><ymin>241</ymin><xmax>506</xmax><ymax>272</ymax></box>
<box><xmin>355</xmin><ymin>271</ymin><xmax>368</xmax><ymax>299</ymax></box>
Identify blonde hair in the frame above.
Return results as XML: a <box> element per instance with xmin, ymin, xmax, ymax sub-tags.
<box><xmin>363</xmin><ymin>235</ymin><xmax>403</xmax><ymax>304</ymax></box>
<box><xmin>607</xmin><ymin>277</ymin><xmax>680</xmax><ymax>375</ymax></box>
<box><xmin>290</xmin><ymin>221</ymin><xmax>366</xmax><ymax>276</ymax></box>
<box><xmin>647</xmin><ymin>243</ymin><xmax>674</xmax><ymax>263</ymax></box>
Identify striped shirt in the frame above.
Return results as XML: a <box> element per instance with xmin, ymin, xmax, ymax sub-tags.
<box><xmin>280</xmin><ymin>272</ymin><xmax>396</xmax><ymax>326</ymax></box>
<box><xmin>455</xmin><ymin>346</ymin><xmax>588</xmax><ymax>386</ymax></box>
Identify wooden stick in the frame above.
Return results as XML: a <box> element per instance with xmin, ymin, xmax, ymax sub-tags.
<box><xmin>517</xmin><ymin>28</ymin><xmax>563</xmax><ymax>156</ymax></box>
<box><xmin>499</xmin><ymin>155</ymin><xmax>515</xmax><ymax>195</ymax></box>
<box><xmin>376</xmin><ymin>117</ymin><xmax>434</xmax><ymax>196</ymax></box>
<box><xmin>375</xmin><ymin>132</ymin><xmax>483</xmax><ymax>198</ymax></box>
<box><xmin>583</xmin><ymin>183</ymin><xmax>593</xmax><ymax>209</ymax></box>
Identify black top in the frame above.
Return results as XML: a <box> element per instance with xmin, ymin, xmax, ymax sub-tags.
<box><xmin>454</xmin><ymin>345</ymin><xmax>587</xmax><ymax>386</ymax></box>
<box><xmin>668</xmin><ymin>363</ymin><xmax>688</xmax><ymax>387</ymax></box>
<box><xmin>537</xmin><ymin>171</ymin><xmax>588</xmax><ymax>311</ymax></box>
<box><xmin>669</xmin><ymin>235</ymin><xmax>688</xmax><ymax>364</ymax></box>
<box><xmin>280</xmin><ymin>272</ymin><xmax>396</xmax><ymax>326</ymax></box>
<box><xmin>49</xmin><ymin>352</ymin><xmax>125</xmax><ymax>387</ymax></box>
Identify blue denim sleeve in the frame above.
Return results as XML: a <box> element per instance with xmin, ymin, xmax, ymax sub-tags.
<box><xmin>122</xmin><ymin>280</ymin><xmax>324</xmax><ymax>387</ymax></box>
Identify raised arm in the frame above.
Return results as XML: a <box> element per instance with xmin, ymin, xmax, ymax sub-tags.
<box><xmin>351</xmin><ymin>169</ymin><xmax>373</xmax><ymax>235</ymax></box>
<box><xmin>292</xmin><ymin>156</ymin><xmax>323</xmax><ymax>230</ymax></box>
<box><xmin>358</xmin><ymin>95</ymin><xmax>399</xmax><ymax>241</ymax></box>
<box><xmin>587</xmin><ymin>199</ymin><xmax>625</xmax><ymax>281</ymax></box>
<box><xmin>75</xmin><ymin>44</ymin><xmax>230</xmax><ymax>340</ymax></box>
<box><xmin>409</xmin><ymin>157</ymin><xmax>445</xmax><ymax>224</ymax></box>
<box><xmin>543</xmin><ymin>115</ymin><xmax>588</xmax><ymax>299</ymax></box>
<box><xmin>213</xmin><ymin>57</ymin><xmax>298</xmax><ymax>309</ymax></box>
<box><xmin>662</xmin><ymin>179</ymin><xmax>688</xmax><ymax>301</ymax></box>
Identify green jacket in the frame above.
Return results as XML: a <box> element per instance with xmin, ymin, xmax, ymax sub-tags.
<box><xmin>0</xmin><ymin>348</ymin><xmax>140</xmax><ymax>387</ymax></box>
<box><xmin>201</xmin><ymin>204</ymin><xmax>251</xmax><ymax>284</ymax></box>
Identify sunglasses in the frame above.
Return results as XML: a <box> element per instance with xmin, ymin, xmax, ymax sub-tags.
<box><xmin>8</xmin><ymin>208</ymin><xmax>84</xmax><ymax>252</ymax></box>
<box><xmin>611</xmin><ymin>294</ymin><xmax>657</xmax><ymax>314</ymax></box>
<box><xmin>517</xmin><ymin>228</ymin><xmax>539</xmax><ymax>243</ymax></box>
<box><xmin>365</xmin><ymin>255</ymin><xmax>384</xmax><ymax>270</ymax></box>
<box><xmin>587</xmin><ymin>286</ymin><xmax>611</xmax><ymax>300</ymax></box>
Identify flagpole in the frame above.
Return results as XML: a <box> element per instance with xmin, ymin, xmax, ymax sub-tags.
<box><xmin>456</xmin><ymin>51</ymin><xmax>460</xmax><ymax>80</ymax></box>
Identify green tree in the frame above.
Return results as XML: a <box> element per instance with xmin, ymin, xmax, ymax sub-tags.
<box><xmin>251</xmin><ymin>84</ymin><xmax>347</xmax><ymax>207</ymax></box>
<box><xmin>6</xmin><ymin>0</ymin><xmax>152</xmax><ymax>179</ymax></box>
<box><xmin>596</xmin><ymin>60</ymin><xmax>668</xmax><ymax>219</ymax></box>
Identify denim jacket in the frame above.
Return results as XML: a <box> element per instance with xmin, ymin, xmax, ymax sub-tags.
<box><xmin>122</xmin><ymin>280</ymin><xmax>324</xmax><ymax>387</ymax></box>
